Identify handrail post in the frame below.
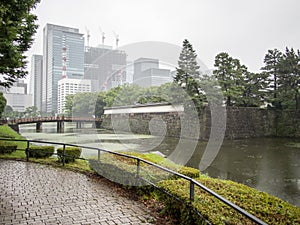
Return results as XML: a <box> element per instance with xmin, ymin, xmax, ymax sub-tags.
<box><xmin>26</xmin><ymin>140</ymin><xmax>30</xmax><ymax>162</ymax></box>
<box><xmin>136</xmin><ymin>158</ymin><xmax>141</xmax><ymax>185</ymax></box>
<box><xmin>62</xmin><ymin>144</ymin><xmax>66</xmax><ymax>166</ymax></box>
<box><xmin>190</xmin><ymin>180</ymin><xmax>194</xmax><ymax>202</ymax></box>
<box><xmin>98</xmin><ymin>149</ymin><xmax>101</xmax><ymax>162</ymax></box>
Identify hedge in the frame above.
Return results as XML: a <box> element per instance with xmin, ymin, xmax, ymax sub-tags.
<box><xmin>0</xmin><ymin>141</ymin><xmax>18</xmax><ymax>154</ymax></box>
<box><xmin>28</xmin><ymin>146</ymin><xmax>55</xmax><ymax>158</ymax></box>
<box><xmin>114</xmin><ymin>152</ymin><xmax>200</xmax><ymax>179</ymax></box>
<box><xmin>158</xmin><ymin>177</ymin><xmax>300</xmax><ymax>225</ymax></box>
<box><xmin>57</xmin><ymin>146</ymin><xmax>82</xmax><ymax>163</ymax></box>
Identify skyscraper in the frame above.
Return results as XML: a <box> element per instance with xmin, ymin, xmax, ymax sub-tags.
<box><xmin>133</xmin><ymin>58</ymin><xmax>172</xmax><ymax>87</ymax></box>
<box><xmin>30</xmin><ymin>54</ymin><xmax>43</xmax><ymax>111</ymax></box>
<box><xmin>42</xmin><ymin>24</ymin><xmax>84</xmax><ymax>114</ymax></box>
<box><xmin>84</xmin><ymin>45</ymin><xmax>127</xmax><ymax>91</ymax></box>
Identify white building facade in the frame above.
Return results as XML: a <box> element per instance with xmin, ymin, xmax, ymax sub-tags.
<box><xmin>2</xmin><ymin>81</ymin><xmax>33</xmax><ymax>112</ymax></box>
<box><xmin>57</xmin><ymin>78</ymin><xmax>91</xmax><ymax>114</ymax></box>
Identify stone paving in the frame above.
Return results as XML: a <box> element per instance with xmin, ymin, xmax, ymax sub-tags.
<box><xmin>0</xmin><ymin>160</ymin><xmax>156</xmax><ymax>225</ymax></box>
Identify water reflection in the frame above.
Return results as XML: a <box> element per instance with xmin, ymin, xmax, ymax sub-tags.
<box><xmin>19</xmin><ymin>123</ymin><xmax>300</xmax><ymax>207</ymax></box>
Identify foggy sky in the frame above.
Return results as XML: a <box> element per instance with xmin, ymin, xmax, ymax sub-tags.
<box><xmin>27</xmin><ymin>0</ymin><xmax>300</xmax><ymax>77</ymax></box>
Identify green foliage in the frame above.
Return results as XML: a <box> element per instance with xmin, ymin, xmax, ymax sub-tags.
<box><xmin>260</xmin><ymin>47</ymin><xmax>300</xmax><ymax>110</ymax></box>
<box><xmin>0</xmin><ymin>140</ymin><xmax>17</xmax><ymax>154</ymax></box>
<box><xmin>119</xmin><ymin>152</ymin><xmax>200</xmax><ymax>178</ymax></box>
<box><xmin>277</xmin><ymin>48</ymin><xmax>300</xmax><ymax>110</ymax></box>
<box><xmin>0</xmin><ymin>0</ymin><xmax>40</xmax><ymax>88</ymax></box>
<box><xmin>95</xmin><ymin>92</ymin><xmax>106</xmax><ymax>118</ymax></box>
<box><xmin>64</xmin><ymin>94</ymin><xmax>74</xmax><ymax>116</ymax></box>
<box><xmin>57</xmin><ymin>146</ymin><xmax>82</xmax><ymax>163</ymax></box>
<box><xmin>174</xmin><ymin>39</ymin><xmax>206</xmax><ymax>111</ymax></box>
<box><xmin>158</xmin><ymin>177</ymin><xmax>300</xmax><ymax>225</ymax></box>
<box><xmin>28</xmin><ymin>145</ymin><xmax>55</xmax><ymax>158</ymax></box>
<box><xmin>0</xmin><ymin>125</ymin><xmax>27</xmax><ymax>149</ymax></box>
<box><xmin>24</xmin><ymin>106</ymin><xmax>40</xmax><ymax>118</ymax></box>
<box><xmin>106</xmin><ymin>84</ymin><xmax>144</xmax><ymax>107</ymax></box>
<box><xmin>213</xmin><ymin>52</ymin><xmax>266</xmax><ymax>107</ymax></box>
<box><xmin>0</xmin><ymin>92</ymin><xmax>6</xmax><ymax>117</ymax></box>
<box><xmin>261</xmin><ymin>49</ymin><xmax>283</xmax><ymax>108</ymax></box>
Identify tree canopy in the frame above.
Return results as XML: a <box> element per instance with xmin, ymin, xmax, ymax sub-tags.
<box><xmin>0</xmin><ymin>0</ymin><xmax>40</xmax><ymax>88</ymax></box>
<box><xmin>174</xmin><ymin>39</ymin><xmax>206</xmax><ymax>111</ymax></box>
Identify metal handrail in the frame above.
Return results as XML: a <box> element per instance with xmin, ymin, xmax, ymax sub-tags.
<box><xmin>0</xmin><ymin>138</ymin><xmax>267</xmax><ymax>225</ymax></box>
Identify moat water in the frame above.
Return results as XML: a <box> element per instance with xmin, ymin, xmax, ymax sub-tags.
<box><xmin>19</xmin><ymin>123</ymin><xmax>300</xmax><ymax>207</ymax></box>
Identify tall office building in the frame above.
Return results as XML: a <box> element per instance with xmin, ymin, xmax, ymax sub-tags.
<box><xmin>30</xmin><ymin>54</ymin><xmax>43</xmax><ymax>111</ymax></box>
<box><xmin>133</xmin><ymin>58</ymin><xmax>172</xmax><ymax>87</ymax></box>
<box><xmin>42</xmin><ymin>24</ymin><xmax>84</xmax><ymax>114</ymax></box>
<box><xmin>84</xmin><ymin>45</ymin><xmax>127</xmax><ymax>91</ymax></box>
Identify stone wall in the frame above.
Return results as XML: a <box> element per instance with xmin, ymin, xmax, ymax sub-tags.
<box><xmin>102</xmin><ymin>107</ymin><xmax>300</xmax><ymax>140</ymax></box>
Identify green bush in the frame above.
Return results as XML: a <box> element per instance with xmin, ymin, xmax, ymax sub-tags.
<box><xmin>57</xmin><ymin>146</ymin><xmax>82</xmax><ymax>163</ymax></box>
<box><xmin>28</xmin><ymin>146</ymin><xmax>55</xmax><ymax>158</ymax></box>
<box><xmin>0</xmin><ymin>141</ymin><xmax>17</xmax><ymax>154</ymax></box>
<box><xmin>158</xmin><ymin>177</ymin><xmax>300</xmax><ymax>225</ymax></box>
<box><xmin>178</xmin><ymin>166</ymin><xmax>200</xmax><ymax>178</ymax></box>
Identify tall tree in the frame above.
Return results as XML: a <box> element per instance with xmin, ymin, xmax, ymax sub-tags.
<box><xmin>174</xmin><ymin>39</ymin><xmax>205</xmax><ymax>110</ymax></box>
<box><xmin>0</xmin><ymin>0</ymin><xmax>40</xmax><ymax>88</ymax></box>
<box><xmin>213</xmin><ymin>52</ymin><xmax>247</xmax><ymax>106</ymax></box>
<box><xmin>0</xmin><ymin>92</ymin><xmax>7</xmax><ymax>118</ymax></box>
<box><xmin>277</xmin><ymin>48</ymin><xmax>300</xmax><ymax>110</ymax></box>
<box><xmin>240</xmin><ymin>72</ymin><xmax>268</xmax><ymax>107</ymax></box>
<box><xmin>261</xmin><ymin>49</ymin><xmax>283</xmax><ymax>108</ymax></box>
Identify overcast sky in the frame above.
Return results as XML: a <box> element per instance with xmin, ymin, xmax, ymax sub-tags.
<box><xmin>27</xmin><ymin>0</ymin><xmax>300</xmax><ymax>77</ymax></box>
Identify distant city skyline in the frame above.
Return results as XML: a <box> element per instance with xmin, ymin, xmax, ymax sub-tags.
<box><xmin>25</xmin><ymin>0</ymin><xmax>300</xmax><ymax>84</ymax></box>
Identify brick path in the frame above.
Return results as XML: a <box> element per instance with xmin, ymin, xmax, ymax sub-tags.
<box><xmin>0</xmin><ymin>160</ymin><xmax>156</xmax><ymax>225</ymax></box>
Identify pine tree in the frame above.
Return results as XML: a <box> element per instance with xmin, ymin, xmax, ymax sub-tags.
<box><xmin>174</xmin><ymin>39</ymin><xmax>205</xmax><ymax>109</ymax></box>
<box><xmin>174</xmin><ymin>39</ymin><xmax>200</xmax><ymax>91</ymax></box>
<box><xmin>277</xmin><ymin>48</ymin><xmax>300</xmax><ymax>110</ymax></box>
<box><xmin>261</xmin><ymin>49</ymin><xmax>283</xmax><ymax>108</ymax></box>
<box><xmin>213</xmin><ymin>52</ymin><xmax>246</xmax><ymax>106</ymax></box>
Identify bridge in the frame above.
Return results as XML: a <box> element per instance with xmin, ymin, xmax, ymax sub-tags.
<box><xmin>6</xmin><ymin>116</ymin><xmax>102</xmax><ymax>133</ymax></box>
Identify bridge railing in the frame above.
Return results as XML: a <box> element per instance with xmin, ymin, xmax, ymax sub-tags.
<box><xmin>6</xmin><ymin>116</ymin><xmax>102</xmax><ymax>124</ymax></box>
<box><xmin>0</xmin><ymin>138</ymin><xmax>267</xmax><ymax>225</ymax></box>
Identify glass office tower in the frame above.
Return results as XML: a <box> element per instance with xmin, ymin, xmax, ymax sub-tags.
<box><xmin>42</xmin><ymin>24</ymin><xmax>84</xmax><ymax>114</ymax></box>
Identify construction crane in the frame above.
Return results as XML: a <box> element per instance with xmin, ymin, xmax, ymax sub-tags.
<box><xmin>99</xmin><ymin>26</ymin><xmax>105</xmax><ymax>45</ymax></box>
<box><xmin>85</xmin><ymin>26</ymin><xmax>90</xmax><ymax>47</ymax></box>
<box><xmin>113</xmin><ymin>31</ymin><xmax>119</xmax><ymax>48</ymax></box>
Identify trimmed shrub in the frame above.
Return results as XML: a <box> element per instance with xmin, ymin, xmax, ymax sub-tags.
<box><xmin>0</xmin><ymin>141</ymin><xmax>17</xmax><ymax>154</ymax></box>
<box><xmin>57</xmin><ymin>146</ymin><xmax>82</xmax><ymax>163</ymax></box>
<box><xmin>178</xmin><ymin>166</ymin><xmax>200</xmax><ymax>178</ymax></box>
<box><xmin>28</xmin><ymin>146</ymin><xmax>55</xmax><ymax>158</ymax></box>
<box><xmin>158</xmin><ymin>177</ymin><xmax>300</xmax><ymax>225</ymax></box>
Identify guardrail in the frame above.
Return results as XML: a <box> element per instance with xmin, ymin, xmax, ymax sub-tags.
<box><xmin>0</xmin><ymin>138</ymin><xmax>267</xmax><ymax>225</ymax></box>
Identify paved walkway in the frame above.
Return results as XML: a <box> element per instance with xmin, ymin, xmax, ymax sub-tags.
<box><xmin>0</xmin><ymin>160</ymin><xmax>156</xmax><ymax>225</ymax></box>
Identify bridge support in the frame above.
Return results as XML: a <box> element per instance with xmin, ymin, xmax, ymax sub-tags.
<box><xmin>57</xmin><ymin>121</ymin><xmax>64</xmax><ymax>133</ymax></box>
<box><xmin>8</xmin><ymin>124</ymin><xmax>19</xmax><ymax>134</ymax></box>
<box><xmin>95</xmin><ymin>121</ymin><xmax>101</xmax><ymax>129</ymax></box>
<box><xmin>36</xmin><ymin>122</ymin><xmax>42</xmax><ymax>132</ymax></box>
<box><xmin>76</xmin><ymin>122</ymin><xmax>83</xmax><ymax>129</ymax></box>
